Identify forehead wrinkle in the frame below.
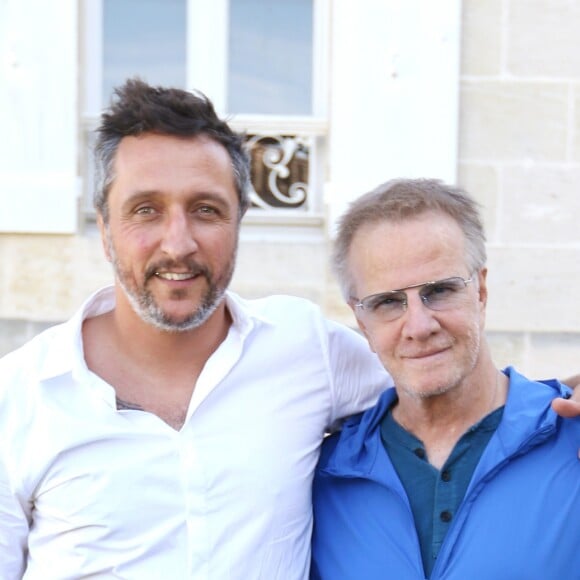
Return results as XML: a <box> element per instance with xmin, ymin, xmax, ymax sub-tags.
<box><xmin>348</xmin><ymin>214</ymin><xmax>469</xmax><ymax>299</ymax></box>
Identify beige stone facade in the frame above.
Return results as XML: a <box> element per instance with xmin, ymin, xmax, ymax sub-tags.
<box><xmin>457</xmin><ymin>0</ymin><xmax>580</xmax><ymax>377</ymax></box>
<box><xmin>0</xmin><ymin>0</ymin><xmax>578</xmax><ymax>380</ymax></box>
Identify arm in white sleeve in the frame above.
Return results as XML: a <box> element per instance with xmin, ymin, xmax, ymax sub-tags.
<box><xmin>325</xmin><ymin>318</ymin><xmax>393</xmax><ymax>426</ymax></box>
<box><xmin>0</xmin><ymin>449</ymin><xmax>29</xmax><ymax>579</ymax></box>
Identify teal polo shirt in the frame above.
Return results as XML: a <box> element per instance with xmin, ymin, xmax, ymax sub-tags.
<box><xmin>381</xmin><ymin>405</ymin><xmax>504</xmax><ymax>577</ymax></box>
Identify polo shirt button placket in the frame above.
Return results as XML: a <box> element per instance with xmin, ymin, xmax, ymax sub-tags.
<box><xmin>440</xmin><ymin>510</ymin><xmax>452</xmax><ymax>523</ymax></box>
<box><xmin>414</xmin><ymin>447</ymin><xmax>426</xmax><ymax>459</ymax></box>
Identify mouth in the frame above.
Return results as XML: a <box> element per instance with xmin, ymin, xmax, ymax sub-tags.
<box><xmin>403</xmin><ymin>346</ymin><xmax>450</xmax><ymax>360</ymax></box>
<box><xmin>154</xmin><ymin>272</ymin><xmax>198</xmax><ymax>281</ymax></box>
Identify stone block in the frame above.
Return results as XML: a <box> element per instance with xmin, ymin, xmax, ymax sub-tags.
<box><xmin>457</xmin><ymin>163</ymin><xmax>499</xmax><ymax>242</ymax></box>
<box><xmin>0</xmin><ymin>319</ymin><xmax>34</xmax><ymax>357</ymax></box>
<box><xmin>573</xmin><ymin>86</ymin><xmax>580</xmax><ymax>163</ymax></box>
<box><xmin>0</xmin><ymin>236</ymin><xmax>8</xmax><ymax>314</ymax></box>
<box><xmin>459</xmin><ymin>81</ymin><xmax>568</xmax><ymax>162</ymax></box>
<box><xmin>486</xmin><ymin>331</ymin><xmax>527</xmax><ymax>371</ymax></box>
<box><xmin>2</xmin><ymin>235</ymin><xmax>76</xmax><ymax>320</ymax></box>
<box><xmin>500</xmin><ymin>166</ymin><xmax>580</xmax><ymax>244</ymax></box>
<box><xmin>509</xmin><ymin>0</ymin><xmax>580</xmax><ymax>77</ymax></box>
<box><xmin>485</xmin><ymin>246</ymin><xmax>580</xmax><ymax>332</ymax></box>
<box><xmin>528</xmin><ymin>332</ymin><xmax>580</xmax><ymax>381</ymax></box>
<box><xmin>461</xmin><ymin>0</ymin><xmax>502</xmax><ymax>76</ymax></box>
<box><xmin>0</xmin><ymin>319</ymin><xmax>57</xmax><ymax>357</ymax></box>
<box><xmin>70</xmin><ymin>234</ymin><xmax>113</xmax><ymax>306</ymax></box>
<box><xmin>485</xmin><ymin>331</ymin><xmax>579</xmax><ymax>382</ymax></box>
<box><xmin>232</xmin><ymin>238</ymin><xmax>328</xmax><ymax>305</ymax></box>
<box><xmin>0</xmin><ymin>233</ymin><xmax>111</xmax><ymax>321</ymax></box>
<box><xmin>324</xmin><ymin>275</ymin><xmax>358</xmax><ymax>329</ymax></box>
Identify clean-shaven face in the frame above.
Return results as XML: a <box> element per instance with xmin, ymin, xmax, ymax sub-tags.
<box><xmin>348</xmin><ymin>211</ymin><xmax>487</xmax><ymax>399</ymax></box>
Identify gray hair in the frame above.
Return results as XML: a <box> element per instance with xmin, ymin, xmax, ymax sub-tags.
<box><xmin>333</xmin><ymin>178</ymin><xmax>487</xmax><ymax>299</ymax></box>
<box><xmin>93</xmin><ymin>78</ymin><xmax>251</xmax><ymax>221</ymax></box>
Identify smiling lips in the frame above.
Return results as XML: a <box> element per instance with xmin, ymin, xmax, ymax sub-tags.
<box><xmin>402</xmin><ymin>346</ymin><xmax>451</xmax><ymax>360</ymax></box>
<box><xmin>155</xmin><ymin>272</ymin><xmax>198</xmax><ymax>281</ymax></box>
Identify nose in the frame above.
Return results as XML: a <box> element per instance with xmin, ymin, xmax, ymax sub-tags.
<box><xmin>400</xmin><ymin>291</ymin><xmax>440</xmax><ymax>340</ymax></box>
<box><xmin>159</xmin><ymin>209</ymin><xmax>198</xmax><ymax>259</ymax></box>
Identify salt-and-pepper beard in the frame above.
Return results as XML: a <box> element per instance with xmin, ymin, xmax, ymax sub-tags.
<box><xmin>104</xmin><ymin>226</ymin><xmax>237</xmax><ymax>332</ymax></box>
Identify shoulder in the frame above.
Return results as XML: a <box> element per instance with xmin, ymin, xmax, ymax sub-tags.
<box><xmin>316</xmin><ymin>420</ymin><xmax>362</xmax><ymax>472</ymax></box>
<box><xmin>0</xmin><ymin>328</ymin><xmax>57</xmax><ymax>428</ymax></box>
<box><xmin>319</xmin><ymin>387</ymin><xmax>397</xmax><ymax>467</ymax></box>
<box><xmin>503</xmin><ymin>366</ymin><xmax>580</xmax><ymax>449</ymax></box>
<box><xmin>0</xmin><ymin>285</ymin><xmax>114</xmax><ymax>375</ymax></box>
<box><xmin>229</xmin><ymin>292</ymin><xmax>325</xmax><ymax>319</ymax></box>
<box><xmin>505</xmin><ymin>366</ymin><xmax>573</xmax><ymax>407</ymax></box>
<box><xmin>228</xmin><ymin>291</ymin><xmax>362</xmax><ymax>338</ymax></box>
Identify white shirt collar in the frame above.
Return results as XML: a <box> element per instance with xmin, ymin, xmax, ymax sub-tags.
<box><xmin>35</xmin><ymin>286</ymin><xmax>272</xmax><ymax>382</ymax></box>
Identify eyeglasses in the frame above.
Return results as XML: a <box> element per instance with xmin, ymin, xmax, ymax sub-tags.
<box><xmin>352</xmin><ymin>274</ymin><xmax>475</xmax><ymax>323</ymax></box>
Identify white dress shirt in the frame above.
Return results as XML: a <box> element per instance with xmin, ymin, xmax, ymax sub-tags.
<box><xmin>0</xmin><ymin>286</ymin><xmax>391</xmax><ymax>579</ymax></box>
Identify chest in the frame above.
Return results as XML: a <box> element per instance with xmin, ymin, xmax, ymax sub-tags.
<box><xmin>21</xmin><ymin>387</ymin><xmax>328</xmax><ymax>573</ymax></box>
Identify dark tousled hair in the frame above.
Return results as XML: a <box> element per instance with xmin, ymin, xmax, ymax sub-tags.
<box><xmin>93</xmin><ymin>78</ymin><xmax>250</xmax><ymax>221</ymax></box>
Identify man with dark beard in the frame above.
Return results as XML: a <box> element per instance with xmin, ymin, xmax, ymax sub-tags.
<box><xmin>0</xmin><ymin>81</ymin><xmax>579</xmax><ymax>579</ymax></box>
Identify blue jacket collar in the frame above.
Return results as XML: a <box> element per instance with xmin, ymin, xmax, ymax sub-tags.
<box><xmin>320</xmin><ymin>367</ymin><xmax>569</xmax><ymax>485</ymax></box>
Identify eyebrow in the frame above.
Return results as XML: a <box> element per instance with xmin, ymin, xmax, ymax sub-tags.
<box><xmin>120</xmin><ymin>190</ymin><xmax>234</xmax><ymax>210</ymax></box>
<box><xmin>387</xmin><ymin>277</ymin><xmax>456</xmax><ymax>294</ymax></box>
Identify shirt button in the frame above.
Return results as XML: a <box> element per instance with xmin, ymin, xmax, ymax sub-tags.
<box><xmin>441</xmin><ymin>470</ymin><xmax>451</xmax><ymax>482</ymax></box>
<box><xmin>414</xmin><ymin>448</ymin><xmax>426</xmax><ymax>459</ymax></box>
<box><xmin>440</xmin><ymin>510</ymin><xmax>452</xmax><ymax>523</ymax></box>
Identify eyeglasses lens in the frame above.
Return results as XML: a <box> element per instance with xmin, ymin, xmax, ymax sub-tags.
<box><xmin>361</xmin><ymin>277</ymin><xmax>470</xmax><ymax>322</ymax></box>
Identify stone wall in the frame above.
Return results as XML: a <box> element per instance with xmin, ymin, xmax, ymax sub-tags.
<box><xmin>457</xmin><ymin>0</ymin><xmax>580</xmax><ymax>378</ymax></box>
<box><xmin>0</xmin><ymin>0</ymin><xmax>578</xmax><ymax>380</ymax></box>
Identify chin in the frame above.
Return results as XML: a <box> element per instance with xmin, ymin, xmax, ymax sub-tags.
<box><xmin>398</xmin><ymin>373</ymin><xmax>457</xmax><ymax>399</ymax></box>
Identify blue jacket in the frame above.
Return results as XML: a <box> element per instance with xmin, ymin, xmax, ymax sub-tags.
<box><xmin>312</xmin><ymin>368</ymin><xmax>580</xmax><ymax>580</ymax></box>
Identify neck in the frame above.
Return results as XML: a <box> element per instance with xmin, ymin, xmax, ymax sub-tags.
<box><xmin>391</xmin><ymin>363</ymin><xmax>507</xmax><ymax>469</ymax></box>
<box><xmin>82</xmin><ymin>289</ymin><xmax>233</xmax><ymax>430</ymax></box>
<box><xmin>110</xmin><ymin>296</ymin><xmax>232</xmax><ymax>370</ymax></box>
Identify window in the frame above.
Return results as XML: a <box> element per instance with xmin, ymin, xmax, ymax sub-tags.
<box><xmin>2</xmin><ymin>0</ymin><xmax>460</xmax><ymax>234</ymax></box>
<box><xmin>228</xmin><ymin>0</ymin><xmax>313</xmax><ymax>115</ymax></box>
<box><xmin>102</xmin><ymin>0</ymin><xmax>187</xmax><ymax>101</ymax></box>
<box><xmin>81</xmin><ymin>0</ymin><xmax>328</xmax><ymax>222</ymax></box>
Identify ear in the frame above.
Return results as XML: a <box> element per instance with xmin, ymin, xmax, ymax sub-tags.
<box><xmin>477</xmin><ymin>267</ymin><xmax>488</xmax><ymax>308</ymax></box>
<box><xmin>97</xmin><ymin>213</ymin><xmax>112</xmax><ymax>263</ymax></box>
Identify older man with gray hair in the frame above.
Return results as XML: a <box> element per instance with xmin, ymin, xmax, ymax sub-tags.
<box><xmin>312</xmin><ymin>178</ymin><xmax>580</xmax><ymax>579</ymax></box>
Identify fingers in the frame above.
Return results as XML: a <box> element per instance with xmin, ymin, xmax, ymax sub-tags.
<box><xmin>551</xmin><ymin>397</ymin><xmax>580</xmax><ymax>418</ymax></box>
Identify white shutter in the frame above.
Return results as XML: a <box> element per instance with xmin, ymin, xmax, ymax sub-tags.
<box><xmin>327</xmin><ymin>0</ymin><xmax>461</xmax><ymax>224</ymax></box>
<box><xmin>0</xmin><ymin>0</ymin><xmax>79</xmax><ymax>233</ymax></box>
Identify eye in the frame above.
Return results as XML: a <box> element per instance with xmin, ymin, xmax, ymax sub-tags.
<box><xmin>423</xmin><ymin>280</ymin><xmax>461</xmax><ymax>301</ymax></box>
<box><xmin>134</xmin><ymin>205</ymin><xmax>157</xmax><ymax>216</ymax></box>
<box><xmin>367</xmin><ymin>292</ymin><xmax>405</xmax><ymax>312</ymax></box>
<box><xmin>194</xmin><ymin>205</ymin><xmax>221</xmax><ymax>219</ymax></box>
<box><xmin>199</xmin><ymin>206</ymin><xmax>217</xmax><ymax>214</ymax></box>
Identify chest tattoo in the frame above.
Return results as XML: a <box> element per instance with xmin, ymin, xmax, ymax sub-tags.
<box><xmin>115</xmin><ymin>397</ymin><xmax>145</xmax><ymax>411</ymax></box>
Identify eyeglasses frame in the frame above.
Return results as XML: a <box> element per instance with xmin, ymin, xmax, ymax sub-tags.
<box><xmin>351</xmin><ymin>273</ymin><xmax>476</xmax><ymax>320</ymax></box>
